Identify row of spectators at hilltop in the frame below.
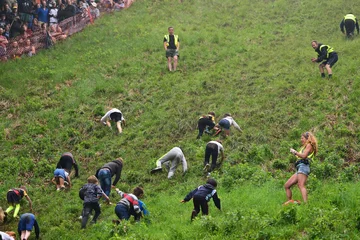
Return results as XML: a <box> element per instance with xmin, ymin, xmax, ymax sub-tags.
<box><xmin>0</xmin><ymin>0</ymin><xmax>128</xmax><ymax>61</ymax></box>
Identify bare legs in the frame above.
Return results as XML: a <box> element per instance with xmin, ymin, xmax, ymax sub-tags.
<box><xmin>284</xmin><ymin>173</ymin><xmax>308</xmax><ymax>202</ymax></box>
<box><xmin>167</xmin><ymin>56</ymin><xmax>178</xmax><ymax>71</ymax></box>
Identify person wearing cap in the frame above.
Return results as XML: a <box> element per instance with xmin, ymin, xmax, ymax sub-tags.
<box><xmin>56</xmin><ymin>152</ymin><xmax>79</xmax><ymax>177</ymax></box>
<box><xmin>181</xmin><ymin>178</ymin><xmax>221</xmax><ymax>221</ymax></box>
<box><xmin>204</xmin><ymin>140</ymin><xmax>225</xmax><ymax>173</ymax></box>
<box><xmin>214</xmin><ymin>113</ymin><xmax>242</xmax><ymax>137</ymax></box>
<box><xmin>340</xmin><ymin>13</ymin><xmax>359</xmax><ymax>38</ymax></box>
<box><xmin>95</xmin><ymin>158</ymin><xmax>123</xmax><ymax>197</ymax></box>
<box><xmin>5</xmin><ymin>186</ymin><xmax>33</xmax><ymax>218</ymax></box>
<box><xmin>150</xmin><ymin>147</ymin><xmax>188</xmax><ymax>179</ymax></box>
<box><xmin>163</xmin><ymin>26</ymin><xmax>180</xmax><ymax>71</ymax></box>
<box><xmin>100</xmin><ymin>108</ymin><xmax>126</xmax><ymax>134</ymax></box>
<box><xmin>17</xmin><ymin>213</ymin><xmax>40</xmax><ymax>240</ymax></box>
<box><xmin>89</xmin><ymin>1</ymin><xmax>100</xmax><ymax>18</ymax></box>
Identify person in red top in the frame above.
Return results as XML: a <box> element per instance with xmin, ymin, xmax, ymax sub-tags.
<box><xmin>5</xmin><ymin>186</ymin><xmax>33</xmax><ymax>218</ymax></box>
<box><xmin>114</xmin><ymin>187</ymin><xmax>143</xmax><ymax>223</ymax></box>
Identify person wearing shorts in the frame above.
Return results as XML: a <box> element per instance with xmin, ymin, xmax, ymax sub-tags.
<box><xmin>17</xmin><ymin>213</ymin><xmax>40</xmax><ymax>240</ymax></box>
<box><xmin>215</xmin><ymin>113</ymin><xmax>242</xmax><ymax>136</ymax></box>
<box><xmin>56</xmin><ymin>152</ymin><xmax>79</xmax><ymax>177</ymax></box>
<box><xmin>5</xmin><ymin>187</ymin><xmax>33</xmax><ymax>218</ymax></box>
<box><xmin>100</xmin><ymin>108</ymin><xmax>126</xmax><ymax>134</ymax></box>
<box><xmin>284</xmin><ymin>132</ymin><xmax>318</xmax><ymax>204</ymax></box>
<box><xmin>163</xmin><ymin>27</ymin><xmax>180</xmax><ymax>71</ymax></box>
<box><xmin>52</xmin><ymin>168</ymin><xmax>71</xmax><ymax>191</ymax></box>
<box><xmin>311</xmin><ymin>41</ymin><xmax>338</xmax><ymax>79</ymax></box>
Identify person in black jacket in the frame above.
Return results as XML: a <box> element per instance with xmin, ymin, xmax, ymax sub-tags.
<box><xmin>56</xmin><ymin>152</ymin><xmax>79</xmax><ymax>177</ymax></box>
<box><xmin>181</xmin><ymin>178</ymin><xmax>221</xmax><ymax>221</ymax></box>
<box><xmin>311</xmin><ymin>41</ymin><xmax>338</xmax><ymax>78</ymax></box>
<box><xmin>95</xmin><ymin>158</ymin><xmax>123</xmax><ymax>197</ymax></box>
<box><xmin>340</xmin><ymin>13</ymin><xmax>359</xmax><ymax>38</ymax></box>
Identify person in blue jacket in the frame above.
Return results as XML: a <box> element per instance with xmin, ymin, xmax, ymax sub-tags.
<box><xmin>181</xmin><ymin>178</ymin><xmax>221</xmax><ymax>221</ymax></box>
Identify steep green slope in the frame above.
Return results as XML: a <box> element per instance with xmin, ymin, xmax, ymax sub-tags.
<box><xmin>1</xmin><ymin>0</ymin><xmax>360</xmax><ymax>239</ymax></box>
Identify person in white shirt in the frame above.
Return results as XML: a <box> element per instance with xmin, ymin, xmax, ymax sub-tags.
<box><xmin>204</xmin><ymin>140</ymin><xmax>225</xmax><ymax>172</ymax></box>
<box><xmin>48</xmin><ymin>2</ymin><xmax>58</xmax><ymax>27</ymax></box>
<box><xmin>100</xmin><ymin>108</ymin><xmax>126</xmax><ymax>134</ymax></box>
<box><xmin>215</xmin><ymin>113</ymin><xmax>242</xmax><ymax>136</ymax></box>
<box><xmin>150</xmin><ymin>147</ymin><xmax>187</xmax><ymax>179</ymax></box>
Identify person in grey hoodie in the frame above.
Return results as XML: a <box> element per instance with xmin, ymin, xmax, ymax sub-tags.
<box><xmin>150</xmin><ymin>147</ymin><xmax>187</xmax><ymax>179</ymax></box>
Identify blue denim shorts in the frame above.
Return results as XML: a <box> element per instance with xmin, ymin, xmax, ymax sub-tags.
<box><xmin>296</xmin><ymin>163</ymin><xmax>310</xmax><ymax>176</ymax></box>
<box><xmin>219</xmin><ymin>119</ymin><xmax>231</xmax><ymax>130</ymax></box>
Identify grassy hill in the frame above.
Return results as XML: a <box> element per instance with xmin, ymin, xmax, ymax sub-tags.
<box><xmin>1</xmin><ymin>0</ymin><xmax>360</xmax><ymax>239</ymax></box>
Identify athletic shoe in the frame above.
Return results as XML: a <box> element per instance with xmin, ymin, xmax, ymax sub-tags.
<box><xmin>203</xmin><ymin>163</ymin><xmax>210</xmax><ymax>172</ymax></box>
<box><xmin>191</xmin><ymin>210</ymin><xmax>197</xmax><ymax>221</ymax></box>
<box><xmin>150</xmin><ymin>167</ymin><xmax>162</xmax><ymax>174</ymax></box>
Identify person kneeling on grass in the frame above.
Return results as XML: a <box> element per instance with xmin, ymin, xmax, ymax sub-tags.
<box><xmin>114</xmin><ymin>187</ymin><xmax>144</xmax><ymax>224</ymax></box>
<box><xmin>52</xmin><ymin>168</ymin><xmax>71</xmax><ymax>191</ymax></box>
<box><xmin>100</xmin><ymin>108</ymin><xmax>126</xmax><ymax>134</ymax></box>
<box><xmin>214</xmin><ymin>113</ymin><xmax>242</xmax><ymax>137</ymax></box>
<box><xmin>79</xmin><ymin>175</ymin><xmax>110</xmax><ymax>229</ymax></box>
<box><xmin>17</xmin><ymin>213</ymin><xmax>40</xmax><ymax>240</ymax></box>
<box><xmin>181</xmin><ymin>178</ymin><xmax>221</xmax><ymax>221</ymax></box>
<box><xmin>5</xmin><ymin>187</ymin><xmax>33</xmax><ymax>219</ymax></box>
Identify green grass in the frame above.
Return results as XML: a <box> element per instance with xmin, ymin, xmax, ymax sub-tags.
<box><xmin>1</xmin><ymin>0</ymin><xmax>360</xmax><ymax>239</ymax></box>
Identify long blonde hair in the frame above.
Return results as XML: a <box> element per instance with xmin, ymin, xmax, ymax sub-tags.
<box><xmin>302</xmin><ymin>132</ymin><xmax>318</xmax><ymax>156</ymax></box>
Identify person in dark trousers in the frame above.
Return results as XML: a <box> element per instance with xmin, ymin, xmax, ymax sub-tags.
<box><xmin>56</xmin><ymin>152</ymin><xmax>79</xmax><ymax>177</ymax></box>
<box><xmin>5</xmin><ymin>187</ymin><xmax>33</xmax><ymax>218</ymax></box>
<box><xmin>114</xmin><ymin>187</ymin><xmax>144</xmax><ymax>223</ymax></box>
<box><xmin>163</xmin><ymin>26</ymin><xmax>180</xmax><ymax>71</ymax></box>
<box><xmin>17</xmin><ymin>213</ymin><xmax>40</xmax><ymax>240</ymax></box>
<box><xmin>197</xmin><ymin>112</ymin><xmax>217</xmax><ymax>139</ymax></box>
<box><xmin>95</xmin><ymin>158</ymin><xmax>123</xmax><ymax>197</ymax></box>
<box><xmin>311</xmin><ymin>40</ymin><xmax>338</xmax><ymax>79</ymax></box>
<box><xmin>80</xmin><ymin>175</ymin><xmax>110</xmax><ymax>229</ymax></box>
<box><xmin>204</xmin><ymin>140</ymin><xmax>225</xmax><ymax>173</ymax></box>
<box><xmin>340</xmin><ymin>13</ymin><xmax>359</xmax><ymax>38</ymax></box>
<box><xmin>181</xmin><ymin>178</ymin><xmax>221</xmax><ymax>221</ymax></box>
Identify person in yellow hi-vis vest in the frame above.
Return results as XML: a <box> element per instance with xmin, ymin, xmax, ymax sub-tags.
<box><xmin>163</xmin><ymin>27</ymin><xmax>180</xmax><ymax>72</ymax></box>
<box><xmin>284</xmin><ymin>132</ymin><xmax>318</xmax><ymax>205</ymax></box>
<box><xmin>311</xmin><ymin>41</ymin><xmax>338</xmax><ymax>79</ymax></box>
<box><xmin>340</xmin><ymin>13</ymin><xmax>359</xmax><ymax>38</ymax></box>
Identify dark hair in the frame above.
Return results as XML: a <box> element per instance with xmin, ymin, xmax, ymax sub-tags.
<box><xmin>206</xmin><ymin>178</ymin><xmax>217</xmax><ymax>188</ymax></box>
<box><xmin>224</xmin><ymin>113</ymin><xmax>231</xmax><ymax>117</ymax></box>
<box><xmin>133</xmin><ymin>187</ymin><xmax>144</xmax><ymax>197</ymax></box>
<box><xmin>208</xmin><ymin>111</ymin><xmax>215</xmax><ymax>117</ymax></box>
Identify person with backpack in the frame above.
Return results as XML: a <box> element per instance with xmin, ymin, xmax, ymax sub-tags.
<box><xmin>150</xmin><ymin>147</ymin><xmax>188</xmax><ymax>179</ymax></box>
<box><xmin>164</xmin><ymin>26</ymin><xmax>180</xmax><ymax>71</ymax></box>
<box><xmin>311</xmin><ymin>40</ymin><xmax>338</xmax><ymax>79</ymax></box>
<box><xmin>17</xmin><ymin>213</ymin><xmax>40</xmax><ymax>240</ymax></box>
<box><xmin>95</xmin><ymin>158</ymin><xmax>123</xmax><ymax>197</ymax></box>
<box><xmin>56</xmin><ymin>152</ymin><xmax>79</xmax><ymax>177</ymax></box>
<box><xmin>181</xmin><ymin>178</ymin><xmax>221</xmax><ymax>221</ymax></box>
<box><xmin>114</xmin><ymin>187</ymin><xmax>144</xmax><ymax>223</ymax></box>
<box><xmin>79</xmin><ymin>175</ymin><xmax>110</xmax><ymax>229</ymax></box>
<box><xmin>197</xmin><ymin>111</ymin><xmax>217</xmax><ymax>139</ymax></box>
<box><xmin>340</xmin><ymin>13</ymin><xmax>359</xmax><ymax>38</ymax></box>
<box><xmin>5</xmin><ymin>186</ymin><xmax>33</xmax><ymax>219</ymax></box>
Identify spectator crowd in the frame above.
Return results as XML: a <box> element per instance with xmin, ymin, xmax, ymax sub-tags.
<box><xmin>0</xmin><ymin>0</ymin><xmax>129</xmax><ymax>61</ymax></box>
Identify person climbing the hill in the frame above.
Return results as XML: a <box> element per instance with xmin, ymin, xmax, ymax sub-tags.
<box><xmin>0</xmin><ymin>231</ymin><xmax>16</xmax><ymax>240</ymax></box>
<box><xmin>79</xmin><ymin>175</ymin><xmax>110</xmax><ymax>229</ymax></box>
<box><xmin>56</xmin><ymin>152</ymin><xmax>79</xmax><ymax>177</ymax></box>
<box><xmin>340</xmin><ymin>13</ymin><xmax>359</xmax><ymax>38</ymax></box>
<box><xmin>284</xmin><ymin>132</ymin><xmax>318</xmax><ymax>204</ymax></box>
<box><xmin>311</xmin><ymin>41</ymin><xmax>338</xmax><ymax>79</ymax></box>
<box><xmin>214</xmin><ymin>113</ymin><xmax>242</xmax><ymax>137</ymax></box>
<box><xmin>150</xmin><ymin>147</ymin><xmax>188</xmax><ymax>179</ymax></box>
<box><xmin>181</xmin><ymin>178</ymin><xmax>221</xmax><ymax>221</ymax></box>
<box><xmin>52</xmin><ymin>168</ymin><xmax>71</xmax><ymax>191</ymax></box>
<box><xmin>114</xmin><ymin>187</ymin><xmax>144</xmax><ymax>223</ymax></box>
<box><xmin>197</xmin><ymin>111</ymin><xmax>218</xmax><ymax>139</ymax></box>
<box><xmin>100</xmin><ymin>108</ymin><xmax>126</xmax><ymax>134</ymax></box>
<box><xmin>204</xmin><ymin>140</ymin><xmax>225</xmax><ymax>174</ymax></box>
<box><xmin>17</xmin><ymin>213</ymin><xmax>40</xmax><ymax>240</ymax></box>
<box><xmin>164</xmin><ymin>26</ymin><xmax>180</xmax><ymax>72</ymax></box>
<box><xmin>95</xmin><ymin>158</ymin><xmax>123</xmax><ymax>197</ymax></box>
<box><xmin>5</xmin><ymin>186</ymin><xmax>33</xmax><ymax>219</ymax></box>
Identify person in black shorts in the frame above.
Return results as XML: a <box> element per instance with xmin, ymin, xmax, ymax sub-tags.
<box><xmin>197</xmin><ymin>112</ymin><xmax>217</xmax><ymax>139</ymax></box>
<box><xmin>163</xmin><ymin>27</ymin><xmax>180</xmax><ymax>71</ymax></box>
<box><xmin>56</xmin><ymin>152</ymin><xmax>79</xmax><ymax>177</ymax></box>
<box><xmin>311</xmin><ymin>41</ymin><xmax>338</xmax><ymax>79</ymax></box>
<box><xmin>100</xmin><ymin>108</ymin><xmax>126</xmax><ymax>134</ymax></box>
